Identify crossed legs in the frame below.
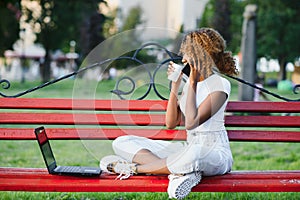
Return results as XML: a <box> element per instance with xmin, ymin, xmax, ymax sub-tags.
<box><xmin>111</xmin><ymin>135</ymin><xmax>179</xmax><ymax>175</ymax></box>
<box><xmin>132</xmin><ymin>149</ymin><xmax>171</xmax><ymax>174</ymax></box>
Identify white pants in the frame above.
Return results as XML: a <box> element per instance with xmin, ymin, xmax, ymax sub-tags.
<box><xmin>112</xmin><ymin>130</ymin><xmax>233</xmax><ymax>176</ymax></box>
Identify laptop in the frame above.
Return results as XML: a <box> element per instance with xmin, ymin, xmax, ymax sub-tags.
<box><xmin>35</xmin><ymin>126</ymin><xmax>101</xmax><ymax>176</ymax></box>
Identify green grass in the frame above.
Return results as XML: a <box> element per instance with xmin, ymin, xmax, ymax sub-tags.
<box><xmin>1</xmin><ymin>191</ymin><xmax>300</xmax><ymax>200</ymax></box>
<box><xmin>1</xmin><ymin>73</ymin><xmax>300</xmax><ymax>199</ymax></box>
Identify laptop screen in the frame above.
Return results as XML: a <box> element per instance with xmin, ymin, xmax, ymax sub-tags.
<box><xmin>35</xmin><ymin>127</ymin><xmax>57</xmax><ymax>172</ymax></box>
<box><xmin>41</xmin><ymin>141</ymin><xmax>56</xmax><ymax>167</ymax></box>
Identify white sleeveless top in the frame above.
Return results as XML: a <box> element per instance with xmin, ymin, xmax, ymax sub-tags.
<box><xmin>179</xmin><ymin>74</ymin><xmax>231</xmax><ymax>132</ymax></box>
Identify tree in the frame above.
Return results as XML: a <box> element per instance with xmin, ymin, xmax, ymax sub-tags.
<box><xmin>120</xmin><ymin>5</ymin><xmax>144</xmax><ymax>48</ymax></box>
<box><xmin>24</xmin><ymin>0</ymin><xmax>107</xmax><ymax>82</ymax></box>
<box><xmin>199</xmin><ymin>0</ymin><xmax>233</xmax><ymax>50</ymax></box>
<box><xmin>201</xmin><ymin>0</ymin><xmax>300</xmax><ymax>81</ymax></box>
<box><xmin>213</xmin><ymin>0</ymin><xmax>232</xmax><ymax>44</ymax></box>
<box><xmin>80</xmin><ymin>3</ymin><xmax>110</xmax><ymax>60</ymax></box>
<box><xmin>251</xmin><ymin>0</ymin><xmax>300</xmax><ymax>80</ymax></box>
<box><xmin>102</xmin><ymin>5</ymin><xmax>156</xmax><ymax>70</ymax></box>
<box><xmin>0</xmin><ymin>0</ymin><xmax>20</xmax><ymax>56</ymax></box>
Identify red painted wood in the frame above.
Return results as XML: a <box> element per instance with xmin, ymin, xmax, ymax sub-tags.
<box><xmin>228</xmin><ymin>130</ymin><xmax>300</xmax><ymax>142</ymax></box>
<box><xmin>0</xmin><ymin>98</ymin><xmax>168</xmax><ymax>111</ymax></box>
<box><xmin>2</xmin><ymin>113</ymin><xmax>299</xmax><ymax>127</ymax></box>
<box><xmin>0</xmin><ymin>128</ymin><xmax>186</xmax><ymax>141</ymax></box>
<box><xmin>226</xmin><ymin>101</ymin><xmax>300</xmax><ymax>113</ymax></box>
<box><xmin>0</xmin><ymin>113</ymin><xmax>166</xmax><ymax>126</ymax></box>
<box><xmin>225</xmin><ymin>115</ymin><xmax>300</xmax><ymax>127</ymax></box>
<box><xmin>0</xmin><ymin>168</ymin><xmax>299</xmax><ymax>192</ymax></box>
<box><xmin>1</xmin><ymin>128</ymin><xmax>300</xmax><ymax>142</ymax></box>
<box><xmin>1</xmin><ymin>98</ymin><xmax>300</xmax><ymax>113</ymax></box>
<box><xmin>1</xmin><ymin>99</ymin><xmax>300</xmax><ymax>192</ymax></box>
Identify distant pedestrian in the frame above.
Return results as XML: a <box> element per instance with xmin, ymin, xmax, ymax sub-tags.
<box><xmin>109</xmin><ymin>67</ymin><xmax>117</xmax><ymax>80</ymax></box>
<box><xmin>254</xmin><ymin>75</ymin><xmax>269</xmax><ymax>101</ymax></box>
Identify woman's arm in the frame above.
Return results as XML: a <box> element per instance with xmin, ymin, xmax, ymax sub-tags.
<box><xmin>184</xmin><ymin>61</ymin><xmax>227</xmax><ymax>130</ymax></box>
<box><xmin>165</xmin><ymin>62</ymin><xmax>182</xmax><ymax>129</ymax></box>
<box><xmin>185</xmin><ymin>81</ymin><xmax>227</xmax><ymax>130</ymax></box>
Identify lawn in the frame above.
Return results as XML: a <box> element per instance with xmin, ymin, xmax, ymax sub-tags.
<box><xmin>1</xmin><ymin>72</ymin><xmax>300</xmax><ymax>199</ymax></box>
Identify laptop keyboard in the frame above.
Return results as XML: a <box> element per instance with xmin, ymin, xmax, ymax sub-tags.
<box><xmin>59</xmin><ymin>166</ymin><xmax>82</xmax><ymax>173</ymax></box>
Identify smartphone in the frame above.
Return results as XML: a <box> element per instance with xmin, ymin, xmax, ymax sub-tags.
<box><xmin>182</xmin><ymin>63</ymin><xmax>190</xmax><ymax>76</ymax></box>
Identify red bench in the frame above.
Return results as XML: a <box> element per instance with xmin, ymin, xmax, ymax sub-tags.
<box><xmin>0</xmin><ymin>98</ymin><xmax>300</xmax><ymax>192</ymax></box>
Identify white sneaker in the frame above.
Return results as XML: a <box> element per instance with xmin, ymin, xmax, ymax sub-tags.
<box><xmin>167</xmin><ymin>171</ymin><xmax>202</xmax><ymax>199</ymax></box>
<box><xmin>100</xmin><ymin>155</ymin><xmax>137</xmax><ymax>180</ymax></box>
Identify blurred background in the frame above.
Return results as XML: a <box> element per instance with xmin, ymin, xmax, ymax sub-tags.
<box><xmin>0</xmin><ymin>0</ymin><xmax>299</xmax><ymax>99</ymax></box>
<box><xmin>1</xmin><ymin>3</ymin><xmax>300</xmax><ymax>200</ymax></box>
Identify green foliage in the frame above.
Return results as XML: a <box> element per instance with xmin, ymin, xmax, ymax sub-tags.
<box><xmin>104</xmin><ymin>5</ymin><xmax>156</xmax><ymax>70</ymax></box>
<box><xmin>200</xmin><ymin>0</ymin><xmax>248</xmax><ymax>54</ymax></box>
<box><xmin>248</xmin><ymin>0</ymin><xmax>300</xmax><ymax>79</ymax></box>
<box><xmin>199</xmin><ymin>0</ymin><xmax>214</xmax><ymax>28</ymax></box>
<box><xmin>30</xmin><ymin>0</ymin><xmax>107</xmax><ymax>53</ymax></box>
<box><xmin>120</xmin><ymin>5</ymin><xmax>144</xmax><ymax>48</ymax></box>
<box><xmin>121</xmin><ymin>6</ymin><xmax>144</xmax><ymax>32</ymax></box>
<box><xmin>0</xmin><ymin>0</ymin><xmax>20</xmax><ymax>56</ymax></box>
<box><xmin>213</xmin><ymin>0</ymin><xmax>232</xmax><ymax>44</ymax></box>
<box><xmin>228</xmin><ymin>0</ymin><xmax>247</xmax><ymax>54</ymax></box>
<box><xmin>23</xmin><ymin>0</ymin><xmax>107</xmax><ymax>82</ymax></box>
<box><xmin>253</xmin><ymin>0</ymin><xmax>300</xmax><ymax>60</ymax></box>
<box><xmin>201</xmin><ymin>0</ymin><xmax>300</xmax><ymax>80</ymax></box>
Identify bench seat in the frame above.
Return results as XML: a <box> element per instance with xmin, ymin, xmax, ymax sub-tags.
<box><xmin>1</xmin><ymin>168</ymin><xmax>300</xmax><ymax>192</ymax></box>
<box><xmin>0</xmin><ymin>98</ymin><xmax>300</xmax><ymax>192</ymax></box>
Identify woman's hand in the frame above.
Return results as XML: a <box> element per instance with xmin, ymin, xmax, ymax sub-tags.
<box><xmin>183</xmin><ymin>58</ymin><xmax>201</xmax><ymax>85</ymax></box>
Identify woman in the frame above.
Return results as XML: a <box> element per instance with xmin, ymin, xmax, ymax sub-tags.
<box><xmin>100</xmin><ymin>28</ymin><xmax>238</xmax><ymax>199</ymax></box>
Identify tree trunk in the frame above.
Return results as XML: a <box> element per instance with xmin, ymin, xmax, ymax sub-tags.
<box><xmin>278</xmin><ymin>58</ymin><xmax>287</xmax><ymax>81</ymax></box>
<box><xmin>239</xmin><ymin>4</ymin><xmax>257</xmax><ymax>101</ymax></box>
<box><xmin>41</xmin><ymin>49</ymin><xmax>51</xmax><ymax>83</ymax></box>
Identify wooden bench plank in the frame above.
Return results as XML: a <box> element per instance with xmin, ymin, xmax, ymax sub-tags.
<box><xmin>0</xmin><ymin>128</ymin><xmax>185</xmax><ymax>140</ymax></box>
<box><xmin>2</xmin><ymin>98</ymin><xmax>300</xmax><ymax>113</ymax></box>
<box><xmin>1</xmin><ymin>128</ymin><xmax>300</xmax><ymax>142</ymax></box>
<box><xmin>2</xmin><ymin>113</ymin><xmax>300</xmax><ymax>127</ymax></box>
<box><xmin>228</xmin><ymin>130</ymin><xmax>300</xmax><ymax>142</ymax></box>
<box><xmin>226</xmin><ymin>101</ymin><xmax>300</xmax><ymax>113</ymax></box>
<box><xmin>0</xmin><ymin>168</ymin><xmax>299</xmax><ymax>192</ymax></box>
<box><xmin>225</xmin><ymin>115</ymin><xmax>300</xmax><ymax>127</ymax></box>
<box><xmin>0</xmin><ymin>113</ymin><xmax>166</xmax><ymax>126</ymax></box>
<box><xmin>0</xmin><ymin>98</ymin><xmax>168</xmax><ymax>111</ymax></box>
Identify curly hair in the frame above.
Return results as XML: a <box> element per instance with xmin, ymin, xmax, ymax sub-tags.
<box><xmin>179</xmin><ymin>28</ymin><xmax>238</xmax><ymax>77</ymax></box>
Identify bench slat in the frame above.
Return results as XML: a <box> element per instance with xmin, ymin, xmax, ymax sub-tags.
<box><xmin>0</xmin><ymin>113</ymin><xmax>166</xmax><ymax>126</ymax></box>
<box><xmin>0</xmin><ymin>168</ymin><xmax>299</xmax><ymax>192</ymax></box>
<box><xmin>2</xmin><ymin>98</ymin><xmax>300</xmax><ymax>112</ymax></box>
<box><xmin>225</xmin><ymin>115</ymin><xmax>300</xmax><ymax>127</ymax></box>
<box><xmin>1</xmin><ymin>128</ymin><xmax>300</xmax><ymax>142</ymax></box>
<box><xmin>228</xmin><ymin>130</ymin><xmax>300</xmax><ymax>142</ymax></box>
<box><xmin>226</xmin><ymin>101</ymin><xmax>300</xmax><ymax>113</ymax></box>
<box><xmin>0</xmin><ymin>128</ymin><xmax>184</xmax><ymax>140</ymax></box>
<box><xmin>2</xmin><ymin>113</ymin><xmax>300</xmax><ymax>127</ymax></box>
<box><xmin>0</xmin><ymin>98</ymin><xmax>168</xmax><ymax>111</ymax></box>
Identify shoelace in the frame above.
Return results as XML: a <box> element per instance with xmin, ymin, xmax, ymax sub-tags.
<box><xmin>112</xmin><ymin>162</ymin><xmax>137</xmax><ymax>180</ymax></box>
<box><xmin>168</xmin><ymin>174</ymin><xmax>184</xmax><ymax>181</ymax></box>
<box><xmin>116</xmin><ymin>170</ymin><xmax>133</xmax><ymax>180</ymax></box>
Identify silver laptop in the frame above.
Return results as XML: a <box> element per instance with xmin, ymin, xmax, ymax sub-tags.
<box><xmin>35</xmin><ymin>126</ymin><xmax>101</xmax><ymax>176</ymax></box>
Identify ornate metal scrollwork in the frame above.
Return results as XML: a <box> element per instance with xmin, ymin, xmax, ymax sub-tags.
<box><xmin>0</xmin><ymin>42</ymin><xmax>299</xmax><ymax>101</ymax></box>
